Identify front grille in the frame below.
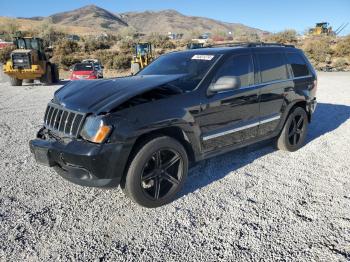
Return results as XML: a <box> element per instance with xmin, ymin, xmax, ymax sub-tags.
<box><xmin>43</xmin><ymin>103</ymin><xmax>86</xmax><ymax>138</ymax></box>
<box><xmin>12</xmin><ymin>53</ymin><xmax>31</xmax><ymax>69</ymax></box>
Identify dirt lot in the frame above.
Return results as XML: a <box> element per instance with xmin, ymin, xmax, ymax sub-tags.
<box><xmin>0</xmin><ymin>72</ymin><xmax>349</xmax><ymax>261</ymax></box>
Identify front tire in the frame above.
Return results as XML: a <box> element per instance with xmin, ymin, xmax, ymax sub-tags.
<box><xmin>276</xmin><ymin>107</ymin><xmax>308</xmax><ymax>152</ymax></box>
<box><xmin>122</xmin><ymin>136</ymin><xmax>188</xmax><ymax>208</ymax></box>
<box><xmin>9</xmin><ymin>77</ymin><xmax>22</xmax><ymax>86</ymax></box>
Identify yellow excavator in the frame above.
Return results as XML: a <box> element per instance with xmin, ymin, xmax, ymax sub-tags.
<box><xmin>308</xmin><ymin>22</ymin><xmax>349</xmax><ymax>36</ymax></box>
<box><xmin>3</xmin><ymin>37</ymin><xmax>59</xmax><ymax>86</ymax></box>
<box><xmin>130</xmin><ymin>43</ymin><xmax>154</xmax><ymax>75</ymax></box>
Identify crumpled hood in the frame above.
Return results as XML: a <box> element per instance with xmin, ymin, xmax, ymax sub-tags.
<box><xmin>53</xmin><ymin>74</ymin><xmax>184</xmax><ymax>114</ymax></box>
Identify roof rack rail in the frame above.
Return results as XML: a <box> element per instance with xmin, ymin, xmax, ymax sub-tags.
<box><xmin>207</xmin><ymin>42</ymin><xmax>295</xmax><ymax>48</ymax></box>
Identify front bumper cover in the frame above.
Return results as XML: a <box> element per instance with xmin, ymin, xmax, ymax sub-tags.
<box><xmin>29</xmin><ymin>138</ymin><xmax>131</xmax><ymax>187</ymax></box>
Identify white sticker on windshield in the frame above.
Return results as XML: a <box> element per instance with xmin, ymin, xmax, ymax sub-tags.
<box><xmin>191</xmin><ymin>55</ymin><xmax>214</xmax><ymax>61</ymax></box>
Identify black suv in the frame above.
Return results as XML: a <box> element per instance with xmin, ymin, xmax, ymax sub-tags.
<box><xmin>30</xmin><ymin>43</ymin><xmax>317</xmax><ymax>207</ymax></box>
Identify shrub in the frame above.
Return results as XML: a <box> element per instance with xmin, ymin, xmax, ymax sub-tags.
<box><xmin>333</xmin><ymin>58</ymin><xmax>348</xmax><ymax>71</ymax></box>
<box><xmin>266</xmin><ymin>30</ymin><xmax>298</xmax><ymax>44</ymax></box>
<box><xmin>0</xmin><ymin>45</ymin><xmax>16</xmax><ymax>64</ymax></box>
<box><xmin>302</xmin><ymin>37</ymin><xmax>333</xmax><ymax>64</ymax></box>
<box><xmin>334</xmin><ymin>36</ymin><xmax>350</xmax><ymax>56</ymax></box>
<box><xmin>55</xmin><ymin>40</ymin><xmax>80</xmax><ymax>56</ymax></box>
<box><xmin>84</xmin><ymin>39</ymin><xmax>111</xmax><ymax>52</ymax></box>
<box><xmin>58</xmin><ymin>55</ymin><xmax>81</xmax><ymax>69</ymax></box>
<box><xmin>147</xmin><ymin>33</ymin><xmax>176</xmax><ymax>49</ymax></box>
<box><xmin>113</xmin><ymin>53</ymin><xmax>132</xmax><ymax>70</ymax></box>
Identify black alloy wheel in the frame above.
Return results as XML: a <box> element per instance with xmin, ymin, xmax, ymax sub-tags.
<box><xmin>122</xmin><ymin>136</ymin><xmax>188</xmax><ymax>208</ymax></box>
<box><xmin>288</xmin><ymin>114</ymin><xmax>305</xmax><ymax>146</ymax></box>
<box><xmin>141</xmin><ymin>149</ymin><xmax>183</xmax><ymax>200</ymax></box>
<box><xmin>276</xmin><ymin>107</ymin><xmax>308</xmax><ymax>152</ymax></box>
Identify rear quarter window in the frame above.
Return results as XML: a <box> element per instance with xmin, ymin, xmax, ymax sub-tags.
<box><xmin>257</xmin><ymin>53</ymin><xmax>288</xmax><ymax>83</ymax></box>
<box><xmin>286</xmin><ymin>52</ymin><xmax>310</xmax><ymax>77</ymax></box>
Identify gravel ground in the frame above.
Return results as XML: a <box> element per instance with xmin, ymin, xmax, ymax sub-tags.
<box><xmin>0</xmin><ymin>72</ymin><xmax>349</xmax><ymax>261</ymax></box>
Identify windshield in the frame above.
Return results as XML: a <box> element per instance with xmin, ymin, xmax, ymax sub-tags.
<box><xmin>16</xmin><ymin>39</ymin><xmax>40</xmax><ymax>50</ymax></box>
<box><xmin>74</xmin><ymin>63</ymin><xmax>94</xmax><ymax>71</ymax></box>
<box><xmin>139</xmin><ymin>52</ymin><xmax>218</xmax><ymax>92</ymax></box>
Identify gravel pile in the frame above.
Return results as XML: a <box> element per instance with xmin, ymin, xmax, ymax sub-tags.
<box><xmin>0</xmin><ymin>73</ymin><xmax>349</xmax><ymax>261</ymax></box>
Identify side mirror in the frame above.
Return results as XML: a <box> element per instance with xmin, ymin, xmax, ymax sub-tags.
<box><xmin>101</xmin><ymin>66</ymin><xmax>104</xmax><ymax>69</ymax></box>
<box><xmin>208</xmin><ymin>76</ymin><xmax>241</xmax><ymax>94</ymax></box>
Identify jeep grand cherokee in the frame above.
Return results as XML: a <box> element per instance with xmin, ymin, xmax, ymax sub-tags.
<box><xmin>30</xmin><ymin>43</ymin><xmax>317</xmax><ymax>208</ymax></box>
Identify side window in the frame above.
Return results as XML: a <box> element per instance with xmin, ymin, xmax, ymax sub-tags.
<box><xmin>213</xmin><ymin>54</ymin><xmax>254</xmax><ymax>88</ymax></box>
<box><xmin>257</xmin><ymin>53</ymin><xmax>288</xmax><ymax>83</ymax></box>
<box><xmin>286</xmin><ymin>53</ymin><xmax>310</xmax><ymax>77</ymax></box>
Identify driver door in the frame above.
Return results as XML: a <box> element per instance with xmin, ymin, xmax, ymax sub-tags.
<box><xmin>198</xmin><ymin>52</ymin><xmax>260</xmax><ymax>152</ymax></box>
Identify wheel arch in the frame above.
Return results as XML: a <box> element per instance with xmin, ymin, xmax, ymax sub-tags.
<box><xmin>129</xmin><ymin>126</ymin><xmax>196</xmax><ymax>164</ymax></box>
<box><xmin>120</xmin><ymin>126</ymin><xmax>197</xmax><ymax>190</ymax></box>
<box><xmin>287</xmin><ymin>100</ymin><xmax>310</xmax><ymax>122</ymax></box>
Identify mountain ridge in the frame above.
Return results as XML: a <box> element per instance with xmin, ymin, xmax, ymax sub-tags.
<box><xmin>17</xmin><ymin>4</ymin><xmax>267</xmax><ymax>36</ymax></box>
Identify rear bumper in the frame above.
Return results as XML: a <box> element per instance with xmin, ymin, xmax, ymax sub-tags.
<box><xmin>29</xmin><ymin>138</ymin><xmax>131</xmax><ymax>187</ymax></box>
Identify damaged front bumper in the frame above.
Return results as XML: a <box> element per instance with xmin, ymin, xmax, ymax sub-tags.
<box><xmin>29</xmin><ymin>137</ymin><xmax>130</xmax><ymax>187</ymax></box>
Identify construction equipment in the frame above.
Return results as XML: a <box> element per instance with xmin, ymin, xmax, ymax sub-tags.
<box><xmin>308</xmin><ymin>22</ymin><xmax>349</xmax><ymax>36</ymax></box>
<box><xmin>308</xmin><ymin>22</ymin><xmax>334</xmax><ymax>36</ymax></box>
<box><xmin>187</xmin><ymin>42</ymin><xmax>205</xmax><ymax>49</ymax></box>
<box><xmin>3</xmin><ymin>37</ymin><xmax>59</xmax><ymax>86</ymax></box>
<box><xmin>131</xmin><ymin>43</ymin><xmax>154</xmax><ymax>75</ymax></box>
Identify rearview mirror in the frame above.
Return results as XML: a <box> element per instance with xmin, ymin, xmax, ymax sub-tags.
<box><xmin>209</xmin><ymin>76</ymin><xmax>241</xmax><ymax>93</ymax></box>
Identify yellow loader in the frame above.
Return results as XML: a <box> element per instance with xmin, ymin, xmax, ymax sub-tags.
<box><xmin>3</xmin><ymin>37</ymin><xmax>59</xmax><ymax>86</ymax></box>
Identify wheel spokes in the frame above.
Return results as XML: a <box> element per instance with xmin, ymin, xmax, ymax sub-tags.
<box><xmin>162</xmin><ymin>154</ymin><xmax>180</xmax><ymax>171</ymax></box>
<box><xmin>154</xmin><ymin>151</ymin><xmax>162</xmax><ymax>168</ymax></box>
<box><xmin>163</xmin><ymin>172</ymin><xmax>180</xmax><ymax>185</ymax></box>
<box><xmin>288</xmin><ymin>130</ymin><xmax>295</xmax><ymax>138</ymax></box>
<box><xmin>154</xmin><ymin>178</ymin><xmax>161</xmax><ymax>199</ymax></box>
<box><xmin>142</xmin><ymin>170</ymin><xmax>157</xmax><ymax>181</ymax></box>
<box><xmin>141</xmin><ymin>149</ymin><xmax>183</xmax><ymax>200</ymax></box>
<box><xmin>293</xmin><ymin>133</ymin><xmax>298</xmax><ymax>145</ymax></box>
<box><xmin>297</xmin><ymin>117</ymin><xmax>304</xmax><ymax>128</ymax></box>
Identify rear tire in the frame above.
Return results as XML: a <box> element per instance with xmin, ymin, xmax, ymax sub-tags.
<box><xmin>9</xmin><ymin>77</ymin><xmax>22</xmax><ymax>86</ymax></box>
<box><xmin>51</xmin><ymin>64</ymin><xmax>59</xmax><ymax>83</ymax></box>
<box><xmin>40</xmin><ymin>64</ymin><xmax>52</xmax><ymax>85</ymax></box>
<box><xmin>276</xmin><ymin>107</ymin><xmax>308</xmax><ymax>152</ymax></box>
<box><xmin>122</xmin><ymin>136</ymin><xmax>188</xmax><ymax>208</ymax></box>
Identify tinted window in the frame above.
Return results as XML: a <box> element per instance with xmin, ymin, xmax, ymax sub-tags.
<box><xmin>286</xmin><ymin>53</ymin><xmax>310</xmax><ymax>77</ymax></box>
<box><xmin>213</xmin><ymin>54</ymin><xmax>254</xmax><ymax>87</ymax></box>
<box><xmin>74</xmin><ymin>63</ymin><xmax>94</xmax><ymax>71</ymax></box>
<box><xmin>257</xmin><ymin>53</ymin><xmax>288</xmax><ymax>83</ymax></box>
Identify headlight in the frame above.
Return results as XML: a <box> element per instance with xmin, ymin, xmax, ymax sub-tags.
<box><xmin>80</xmin><ymin>116</ymin><xmax>112</xmax><ymax>143</ymax></box>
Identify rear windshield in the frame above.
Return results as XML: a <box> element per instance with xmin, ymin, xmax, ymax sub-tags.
<box><xmin>74</xmin><ymin>64</ymin><xmax>94</xmax><ymax>71</ymax></box>
<box><xmin>138</xmin><ymin>52</ymin><xmax>219</xmax><ymax>91</ymax></box>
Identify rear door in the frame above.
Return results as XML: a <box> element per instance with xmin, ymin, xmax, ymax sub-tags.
<box><xmin>254</xmin><ymin>50</ymin><xmax>293</xmax><ymax>137</ymax></box>
<box><xmin>198</xmin><ymin>52</ymin><xmax>260</xmax><ymax>152</ymax></box>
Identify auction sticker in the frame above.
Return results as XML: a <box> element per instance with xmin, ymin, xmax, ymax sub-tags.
<box><xmin>191</xmin><ymin>55</ymin><xmax>214</xmax><ymax>60</ymax></box>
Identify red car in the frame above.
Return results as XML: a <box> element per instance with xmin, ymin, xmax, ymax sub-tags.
<box><xmin>70</xmin><ymin>63</ymin><xmax>98</xmax><ymax>80</ymax></box>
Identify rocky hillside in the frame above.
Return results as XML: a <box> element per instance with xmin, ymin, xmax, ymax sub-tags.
<box><xmin>21</xmin><ymin>5</ymin><xmax>265</xmax><ymax>36</ymax></box>
<box><xmin>48</xmin><ymin>5</ymin><xmax>128</xmax><ymax>30</ymax></box>
<box><xmin>120</xmin><ymin>9</ymin><xmax>265</xmax><ymax>36</ymax></box>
